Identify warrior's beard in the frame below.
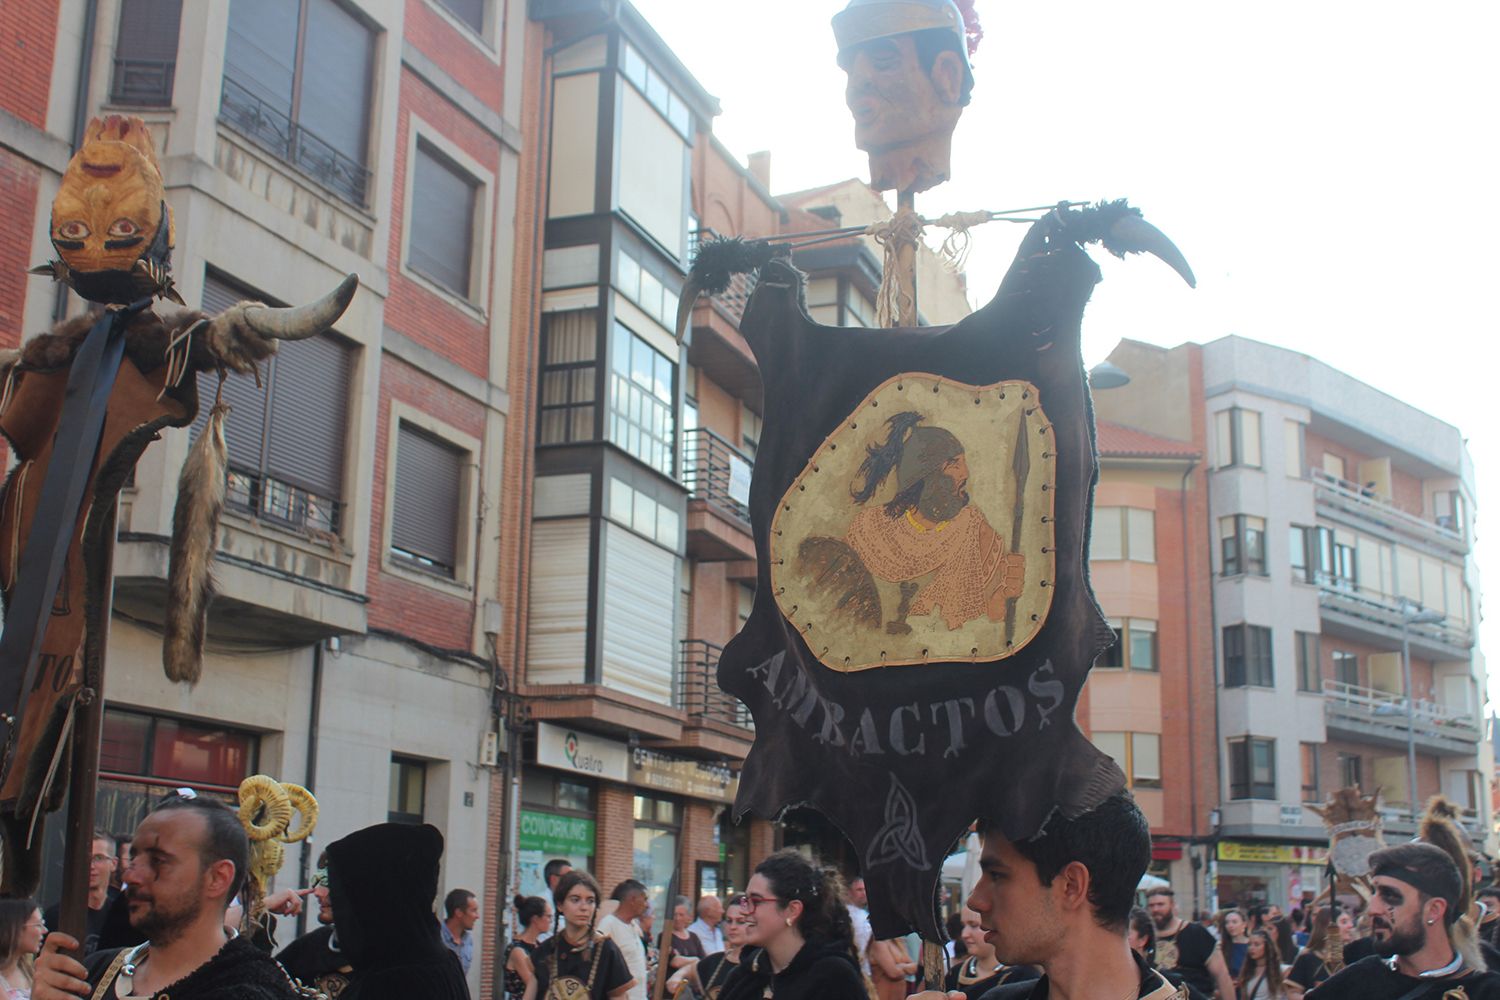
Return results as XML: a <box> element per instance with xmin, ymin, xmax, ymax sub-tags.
<box><xmin>1372</xmin><ymin>912</ymin><xmax>1426</xmax><ymax>957</ymax></box>
<box><xmin>918</xmin><ymin>474</ymin><xmax>969</xmax><ymax>523</ymax></box>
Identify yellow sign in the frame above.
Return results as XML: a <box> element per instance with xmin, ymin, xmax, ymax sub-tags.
<box><xmin>1217</xmin><ymin>841</ymin><xmax>1328</xmax><ymax>864</ymax></box>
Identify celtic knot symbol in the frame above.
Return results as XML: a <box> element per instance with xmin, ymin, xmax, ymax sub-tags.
<box><xmin>866</xmin><ymin>773</ymin><xmax>931</xmax><ymax>871</ymax></box>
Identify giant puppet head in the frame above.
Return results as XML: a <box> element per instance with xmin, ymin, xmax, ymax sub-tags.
<box><xmin>38</xmin><ymin>115</ymin><xmax>178</xmax><ymax>305</ymax></box>
<box><xmin>833</xmin><ymin>0</ymin><xmax>979</xmax><ymax>193</ymax></box>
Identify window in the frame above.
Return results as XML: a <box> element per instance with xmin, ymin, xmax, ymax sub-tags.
<box><xmin>737</xmin><ymin>583</ymin><xmax>755</xmax><ymax>629</ymax></box>
<box><xmin>609</xmin><ymin>325</ymin><xmax>676</xmax><ymax>476</ymax></box>
<box><xmin>741</xmin><ymin>406</ymin><xmax>762</xmax><ymax>459</ymax></box>
<box><xmin>1290</xmin><ymin>525</ymin><xmax>1313</xmax><ymax>583</ymax></box>
<box><xmin>1284</xmin><ymin>419</ymin><xmax>1305</xmax><ymax>478</ymax></box>
<box><xmin>100</xmin><ymin>709</ymin><xmax>258</xmax><ymax>791</ymax></box>
<box><xmin>607</xmin><ymin>477</ymin><xmax>679</xmax><ymax>549</ymax></box>
<box><xmin>1090</xmin><ymin>507</ymin><xmax>1155</xmax><ymax>562</ymax></box>
<box><xmin>1214</xmin><ymin>407</ymin><xmax>1262</xmax><ymax>468</ymax></box>
<box><xmin>388</xmin><ymin>756</ymin><xmax>427</xmax><ymax>824</ymax></box>
<box><xmin>633</xmin><ymin>793</ymin><xmax>681</xmax><ymax>916</ymax></box>
<box><xmin>1100</xmin><ymin>619</ymin><xmax>1157</xmax><ymax>671</ymax></box>
<box><xmin>1331</xmin><ymin>649</ymin><xmax>1359</xmax><ymax>688</ymax></box>
<box><xmin>1220</xmin><ymin>515</ymin><xmax>1266</xmax><ymax>576</ymax></box>
<box><xmin>1338</xmin><ymin>752</ymin><xmax>1363</xmax><ymax>790</ymax></box>
<box><xmin>615</xmin><ymin>247</ymin><xmax>680</xmax><ymax>331</ymax></box>
<box><xmin>1295</xmin><ymin>631</ymin><xmax>1321</xmax><ymax>692</ymax></box>
<box><xmin>436</xmin><ymin>0</ymin><xmax>484</xmax><ymax>33</ymax></box>
<box><xmin>408</xmin><ymin>140</ymin><xmax>481</xmax><ymax>299</ymax></box>
<box><xmin>1223</xmin><ymin>624</ymin><xmax>1273</xmax><ymax>688</ymax></box>
<box><xmin>1313</xmin><ymin>527</ymin><xmax>1357</xmax><ymax>590</ymax></box>
<box><xmin>191</xmin><ymin>273</ymin><xmax>352</xmax><ymax>537</ymax></box>
<box><xmin>616</xmin><ymin>51</ymin><xmax>690</xmax><ymax>258</ymax></box>
<box><xmin>619</xmin><ymin>42</ymin><xmax>693</xmax><ymax>139</ymax></box>
<box><xmin>1092</xmin><ymin>732</ymin><xmax>1162</xmax><ymax>790</ymax></box>
<box><xmin>539</xmin><ymin>310</ymin><xmax>598</xmax><ymax>445</ymax></box>
<box><xmin>1229</xmin><ymin>737</ymin><xmax>1276</xmax><ymax>800</ymax></box>
<box><xmin>221</xmin><ymin>0</ymin><xmax>375</xmax><ymax>204</ymax></box>
<box><xmin>111</xmin><ymin>0</ymin><xmax>182</xmax><ymax>105</ymax></box>
<box><xmin>391</xmin><ymin>422</ymin><xmax>466</xmax><ymax>578</ymax></box>
<box><xmin>1300</xmin><ymin>743</ymin><xmax>1320</xmax><ymax>802</ymax></box>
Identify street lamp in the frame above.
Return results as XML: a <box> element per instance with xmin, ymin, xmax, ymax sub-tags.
<box><xmin>1088</xmin><ymin>361</ymin><xmax>1131</xmax><ymax>390</ymax></box>
<box><xmin>1400</xmin><ymin>606</ymin><xmax>1445</xmax><ymax>821</ymax></box>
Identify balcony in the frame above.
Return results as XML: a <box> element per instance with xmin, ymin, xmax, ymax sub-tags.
<box><xmin>1311</xmin><ymin>468</ymin><xmax>1467</xmax><ymax>555</ymax></box>
<box><xmin>682</xmin><ymin>427</ymin><xmax>755</xmax><ymax>561</ymax></box>
<box><xmin>110</xmin><ymin>58</ymin><xmax>175</xmax><ymax>107</ymax></box>
<box><xmin>1322</xmin><ymin>680</ymin><xmax>1481</xmax><ymax>756</ymax></box>
<box><xmin>1317</xmin><ymin>586</ymin><xmax>1472</xmax><ymax>659</ymax></box>
<box><xmin>672</xmin><ymin>639</ymin><xmax>754</xmax><ymax>759</ymax></box>
<box><xmin>218</xmin><ymin>76</ymin><xmax>371</xmax><ymax>206</ymax></box>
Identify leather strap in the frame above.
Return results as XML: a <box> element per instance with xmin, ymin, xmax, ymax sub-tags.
<box><xmin>87</xmin><ymin>948</ymin><xmax>133</xmax><ymax>1000</ymax></box>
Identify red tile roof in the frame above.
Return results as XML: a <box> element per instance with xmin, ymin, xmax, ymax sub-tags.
<box><xmin>1095</xmin><ymin>421</ymin><xmax>1200</xmax><ymax>459</ymax></box>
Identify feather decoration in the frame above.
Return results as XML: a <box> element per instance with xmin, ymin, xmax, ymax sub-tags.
<box><xmin>688</xmin><ymin>237</ymin><xmax>780</xmax><ymax>296</ymax></box>
<box><xmin>163</xmin><ymin>400</ymin><xmax>229</xmax><ymax>683</ymax></box>
<box><xmin>955</xmin><ymin>0</ymin><xmax>983</xmax><ymax>57</ymax></box>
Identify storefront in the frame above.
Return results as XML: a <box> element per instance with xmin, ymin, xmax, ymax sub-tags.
<box><xmin>1215</xmin><ymin>840</ymin><xmax>1328</xmax><ymax>913</ymax></box>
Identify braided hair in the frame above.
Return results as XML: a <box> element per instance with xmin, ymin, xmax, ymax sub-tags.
<box><xmin>755</xmin><ymin>850</ymin><xmax>855</xmax><ymax>952</ymax></box>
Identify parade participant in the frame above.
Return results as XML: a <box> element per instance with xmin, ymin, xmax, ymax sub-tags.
<box><xmin>668</xmin><ymin>898</ymin><xmax>705</xmax><ymax>971</ymax></box>
<box><xmin>1217</xmin><ymin>908</ymin><xmax>1250</xmax><ymax>978</ymax></box>
<box><xmin>1314</xmin><ymin>842</ymin><xmax>1500</xmax><ymax>998</ymax></box>
<box><xmin>31</xmin><ymin>795</ymin><xmax>305</xmax><ymax>1000</ymax></box>
<box><xmin>687</xmin><ymin>896</ymin><xmax>724</xmax><ymax>956</ymax></box>
<box><xmin>1283</xmin><ymin>908</ymin><xmax>1335</xmax><ymax>999</ymax></box>
<box><xmin>846</xmin><ymin>877</ymin><xmax>873</xmax><ymax>976</ymax></box>
<box><xmin>1235</xmin><ymin>930</ymin><xmax>1286</xmax><ymax>1000</ymax></box>
<box><xmin>42</xmin><ymin>833</ymin><xmax>114</xmax><ymax>957</ymax></box>
<box><xmin>935</xmin><ymin>793</ymin><xmax>1177</xmax><ymax>1000</ymax></box>
<box><xmin>324</xmin><ymin>822</ymin><xmax>469</xmax><ymax>1000</ymax></box>
<box><xmin>504</xmin><ymin>895</ymin><xmax>550</xmax><ymax>1000</ymax></box>
<box><xmin>1146</xmin><ymin>888</ymin><xmax>1236</xmax><ymax>999</ymax></box>
<box><xmin>440</xmin><ymin>889</ymin><xmax>479</xmax><ymax>975</ymax></box>
<box><xmin>871</xmin><ymin>936</ymin><xmax>918</xmax><ymax>1000</ymax></box>
<box><xmin>526</xmin><ymin>870</ymin><xmax>633</xmax><ymax>1000</ymax></box>
<box><xmin>1126</xmin><ymin>909</ymin><xmax>1205</xmax><ymax>1000</ymax></box>
<box><xmin>0</xmin><ymin>899</ymin><xmax>44</xmax><ymax>999</ymax></box>
<box><xmin>944</xmin><ymin>906</ymin><xmax>1036</xmax><ymax>999</ymax></box>
<box><xmin>275</xmin><ymin>852</ymin><xmax>353</xmax><ymax>999</ymax></box>
<box><xmin>597</xmin><ymin>880</ymin><xmax>648</xmax><ymax>1000</ymax></box>
<box><xmin>717</xmin><ymin>850</ymin><xmax>865</xmax><ymax>1000</ymax></box>
<box><xmin>677</xmin><ymin>900</ymin><xmax>749</xmax><ymax>1000</ymax></box>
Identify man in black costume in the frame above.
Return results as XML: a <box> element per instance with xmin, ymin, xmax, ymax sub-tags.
<box><xmin>42</xmin><ymin>830</ymin><xmax>118</xmax><ymax>957</ymax></box>
<box><xmin>324</xmin><ymin>822</ymin><xmax>470</xmax><ymax>1000</ymax></box>
<box><xmin>32</xmin><ymin>795</ymin><xmax>307</xmax><ymax>999</ymax></box>
<box><xmin>276</xmin><ymin>851</ymin><xmax>352</xmax><ymax>998</ymax></box>
<box><xmin>1315</xmin><ymin>842</ymin><xmax>1500</xmax><ymax>998</ymax></box>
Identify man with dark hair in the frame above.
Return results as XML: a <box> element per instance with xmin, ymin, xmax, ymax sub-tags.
<box><xmin>32</xmin><ymin>795</ymin><xmax>303</xmax><ymax>999</ymax></box>
<box><xmin>42</xmin><ymin>829</ymin><xmax>117</xmax><ymax>956</ymax></box>
<box><xmin>599</xmin><ymin>879</ymin><xmax>649</xmax><ymax>1000</ymax></box>
<box><xmin>440</xmin><ymin>888</ymin><xmax>478</xmax><ymax>975</ymax></box>
<box><xmin>544</xmin><ymin>859</ymin><xmax>573</xmax><ymax>892</ymax></box>
<box><xmin>276</xmin><ymin>850</ymin><xmax>353</xmax><ymax>998</ymax></box>
<box><xmin>914</xmin><ymin>793</ymin><xmax>1178</xmax><ymax>999</ymax></box>
<box><xmin>1145</xmin><ymin>887</ymin><xmax>1234</xmax><ymax>1000</ymax></box>
<box><xmin>1316</xmin><ymin>842</ymin><xmax>1500</xmax><ymax>997</ymax></box>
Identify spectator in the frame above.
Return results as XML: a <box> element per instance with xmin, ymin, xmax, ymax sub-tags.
<box><xmin>0</xmin><ymin>899</ymin><xmax>44</xmax><ymax>1000</ymax></box>
<box><xmin>502</xmin><ymin>894</ymin><xmax>549</xmax><ymax>1000</ymax></box>
<box><xmin>276</xmin><ymin>850</ymin><xmax>354</xmax><ymax>997</ymax></box>
<box><xmin>597</xmin><ymin>880</ymin><xmax>648</xmax><ymax>1000</ymax></box>
<box><xmin>846</xmin><ymin>877</ymin><xmax>872</xmax><ymax>976</ymax></box>
<box><xmin>687</xmin><ymin>895</ymin><xmax>725</xmax><ymax>955</ymax></box>
<box><xmin>539</xmin><ymin>860</ymin><xmax>573</xmax><ymax>944</ymax></box>
<box><xmin>42</xmin><ymin>831</ymin><xmax>115</xmax><ymax>958</ymax></box>
<box><xmin>1237</xmin><ymin>929</ymin><xmax>1288</xmax><ymax>999</ymax></box>
<box><xmin>1146</xmin><ymin>888</ymin><xmax>1236</xmax><ymax>999</ymax></box>
<box><xmin>1218</xmin><ymin>908</ymin><xmax>1250</xmax><ymax>977</ymax></box>
<box><xmin>667</xmin><ymin>897</ymin><xmax>705</xmax><ymax>971</ymax></box>
<box><xmin>440</xmin><ymin>888</ymin><xmax>479</xmax><ymax>975</ymax></box>
<box><xmin>675</xmin><ymin>899</ymin><xmax>749</xmax><ymax>1000</ymax></box>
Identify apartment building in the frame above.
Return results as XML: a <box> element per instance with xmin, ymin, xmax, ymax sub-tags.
<box><xmin>1</xmin><ymin>2</ymin><xmax>537</xmax><ymax>993</ymax></box>
<box><xmin>1097</xmin><ymin>335</ymin><xmax>1490</xmax><ymax>913</ymax></box>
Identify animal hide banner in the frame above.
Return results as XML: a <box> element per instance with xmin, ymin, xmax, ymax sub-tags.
<box><xmin>717</xmin><ymin>209</ymin><xmax>1169</xmax><ymax>940</ymax></box>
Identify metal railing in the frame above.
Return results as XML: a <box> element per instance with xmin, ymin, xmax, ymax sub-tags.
<box><xmin>110</xmin><ymin>58</ymin><xmax>175</xmax><ymax>106</ymax></box>
<box><xmin>226</xmin><ymin>466</ymin><xmax>343</xmax><ymax>540</ymax></box>
<box><xmin>1309</xmin><ymin>467</ymin><xmax>1466</xmax><ymax>551</ymax></box>
<box><xmin>682</xmin><ymin>427</ymin><xmax>753</xmax><ymax>524</ymax></box>
<box><xmin>677</xmin><ymin>639</ymin><xmax>752</xmax><ymax>729</ymax></box>
<box><xmin>1322</xmin><ymin>679</ymin><xmax>1480</xmax><ymax>742</ymax></box>
<box><xmin>218</xmin><ymin>76</ymin><xmax>371</xmax><ymax>206</ymax></box>
<box><xmin>1316</xmin><ymin>587</ymin><xmax>1472</xmax><ymax>651</ymax></box>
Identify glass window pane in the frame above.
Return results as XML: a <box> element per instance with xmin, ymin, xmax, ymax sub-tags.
<box><xmin>609</xmin><ymin>477</ymin><xmax>633</xmax><ymax>526</ymax></box>
<box><xmin>1132</xmin><ymin>733</ymin><xmax>1161</xmax><ymax>784</ymax></box>
<box><xmin>1129</xmin><ymin>619</ymin><xmax>1157</xmax><ymax>671</ymax></box>
<box><xmin>1215</xmin><ymin>409</ymin><xmax>1234</xmax><ymax>467</ymax></box>
<box><xmin>617</xmin><ymin>251</ymin><xmax>641</xmax><ymax>300</ymax></box>
<box><xmin>633</xmin><ymin>492</ymin><xmax>658</xmax><ymax>537</ymax></box>
<box><xmin>639</xmin><ymin>270</ymin><xmax>663</xmax><ymax>321</ymax></box>
<box><xmin>1241</xmin><ymin>411</ymin><xmax>1262</xmax><ymax>466</ymax></box>
<box><xmin>557</xmin><ymin>779</ymin><xmax>591</xmax><ymax>812</ymax></box>
<box><xmin>657</xmin><ymin>505</ymin><xmax>679</xmax><ymax>546</ymax></box>
<box><xmin>1090</xmin><ymin>508</ymin><xmax>1122</xmax><ymax>560</ymax></box>
<box><xmin>644</xmin><ymin>67</ymin><xmax>669</xmax><ymax>111</ymax></box>
<box><xmin>622</xmin><ymin>43</ymin><xmax>647</xmax><ymax>89</ymax></box>
<box><xmin>1093</xmin><ymin>732</ymin><xmax>1127</xmax><ymax>774</ymax></box>
<box><xmin>1127</xmin><ymin>509</ymin><xmax>1155</xmax><ymax>563</ymax></box>
<box><xmin>101</xmin><ymin>711</ymin><xmax>152</xmax><ymax>775</ymax></box>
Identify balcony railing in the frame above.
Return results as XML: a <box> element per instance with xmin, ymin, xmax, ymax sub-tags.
<box><xmin>1310</xmin><ymin>468</ymin><xmax>1466</xmax><ymax>552</ymax></box>
<box><xmin>1322</xmin><ymin>679</ymin><xmax>1480</xmax><ymax>745</ymax></box>
<box><xmin>218</xmin><ymin>76</ymin><xmax>371</xmax><ymax>206</ymax></box>
<box><xmin>682</xmin><ymin>427</ymin><xmax>753</xmax><ymax>524</ymax></box>
<box><xmin>226</xmin><ymin>466</ymin><xmax>343</xmax><ymax>540</ymax></box>
<box><xmin>677</xmin><ymin>639</ymin><xmax>751</xmax><ymax>729</ymax></box>
<box><xmin>110</xmin><ymin>58</ymin><xmax>175</xmax><ymax>106</ymax></box>
<box><xmin>1316</xmin><ymin>586</ymin><xmax>1472</xmax><ymax>651</ymax></box>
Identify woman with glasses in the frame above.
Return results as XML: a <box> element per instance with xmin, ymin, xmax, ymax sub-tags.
<box><xmin>0</xmin><ymin>899</ymin><xmax>44</xmax><ymax>999</ymax></box>
<box><xmin>526</xmin><ymin>870</ymin><xmax>634</xmax><ymax>1000</ymax></box>
<box><xmin>673</xmin><ymin>899</ymin><xmax>749</xmax><ymax>1000</ymax></box>
<box><xmin>717</xmin><ymin>850</ymin><xmax>865</xmax><ymax>1000</ymax></box>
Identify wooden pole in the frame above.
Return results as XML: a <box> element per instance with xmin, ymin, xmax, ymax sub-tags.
<box><xmin>652</xmin><ymin>833</ymin><xmax>690</xmax><ymax>1000</ymax></box>
<box><xmin>56</xmin><ymin>505</ymin><xmax>115</xmax><ymax>955</ymax></box>
<box><xmin>893</xmin><ymin>189</ymin><xmax>919</xmax><ymax>327</ymax></box>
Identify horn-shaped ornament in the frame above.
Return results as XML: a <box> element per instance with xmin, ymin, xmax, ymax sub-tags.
<box><xmin>241</xmin><ymin>273</ymin><xmax>360</xmax><ymax>340</ymax></box>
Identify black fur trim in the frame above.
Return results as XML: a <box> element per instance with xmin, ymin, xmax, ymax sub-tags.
<box><xmin>688</xmin><ymin>237</ymin><xmax>781</xmax><ymax>295</ymax></box>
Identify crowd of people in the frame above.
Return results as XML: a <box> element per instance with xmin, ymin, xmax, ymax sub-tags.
<box><xmin>4</xmin><ymin>787</ymin><xmax>1500</xmax><ymax>998</ymax></box>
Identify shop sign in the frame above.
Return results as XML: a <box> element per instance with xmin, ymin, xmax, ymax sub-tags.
<box><xmin>1217</xmin><ymin>841</ymin><xmax>1328</xmax><ymax>864</ymax></box>
<box><xmin>631</xmin><ymin>747</ymin><xmax>739</xmax><ymax>803</ymax></box>
<box><xmin>519</xmin><ymin>810</ymin><xmax>596</xmax><ymax>856</ymax></box>
<box><xmin>1280</xmin><ymin>804</ymin><xmax>1306</xmax><ymax>827</ymax></box>
<box><xmin>536</xmin><ymin>722</ymin><xmax>630</xmax><ymax>782</ymax></box>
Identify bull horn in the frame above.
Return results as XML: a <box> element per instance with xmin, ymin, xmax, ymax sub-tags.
<box><xmin>674</xmin><ymin>275</ymin><xmax>702</xmax><ymax>344</ymax></box>
<box><xmin>1108</xmin><ymin>216</ymin><xmax>1197</xmax><ymax>288</ymax></box>
<box><xmin>241</xmin><ymin>273</ymin><xmax>359</xmax><ymax>340</ymax></box>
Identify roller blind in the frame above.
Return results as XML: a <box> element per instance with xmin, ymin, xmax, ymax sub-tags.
<box><xmin>409</xmin><ymin>141</ymin><xmax>478</xmax><ymax>298</ymax></box>
<box><xmin>391</xmin><ymin>423</ymin><xmax>464</xmax><ymax>573</ymax></box>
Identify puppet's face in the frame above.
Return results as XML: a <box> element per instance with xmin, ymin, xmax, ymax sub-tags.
<box><xmin>840</xmin><ymin>34</ymin><xmax>964</xmax><ymax>192</ymax></box>
<box><xmin>51</xmin><ymin>116</ymin><xmax>171</xmax><ymax>278</ymax></box>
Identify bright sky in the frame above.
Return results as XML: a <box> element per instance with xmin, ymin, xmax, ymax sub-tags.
<box><xmin>635</xmin><ymin>0</ymin><xmax>1500</xmax><ymax>706</ymax></box>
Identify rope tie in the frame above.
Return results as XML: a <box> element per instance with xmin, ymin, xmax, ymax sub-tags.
<box><xmin>930</xmin><ymin>210</ymin><xmax>996</xmax><ymax>271</ymax></box>
<box><xmin>867</xmin><ymin>211</ymin><xmax>924</xmax><ymax>327</ymax></box>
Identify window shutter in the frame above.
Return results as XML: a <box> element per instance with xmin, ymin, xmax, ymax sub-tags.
<box><xmin>116</xmin><ymin>0</ymin><xmax>183</xmax><ymax>61</ymax></box>
<box><xmin>298</xmin><ymin>0</ymin><xmax>374</xmax><ymax>167</ymax></box>
<box><xmin>266</xmin><ymin>334</ymin><xmax>352</xmax><ymax>499</ymax></box>
<box><xmin>191</xmin><ymin>276</ymin><xmax>268</xmax><ymax>472</ymax></box>
<box><xmin>391</xmin><ymin>423</ymin><xmax>464</xmax><ymax>572</ymax></box>
<box><xmin>409</xmin><ymin>143</ymin><xmax>477</xmax><ymax>297</ymax></box>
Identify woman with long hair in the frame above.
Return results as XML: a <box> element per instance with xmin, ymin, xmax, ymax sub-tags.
<box><xmin>1217</xmin><ymin>908</ymin><xmax>1251</xmax><ymax>978</ymax></box>
<box><xmin>1127</xmin><ymin>909</ymin><xmax>1207</xmax><ymax>1000</ymax></box>
<box><xmin>1236</xmin><ymin>929</ymin><xmax>1286</xmax><ymax>1000</ymax></box>
<box><xmin>525</xmin><ymin>871</ymin><xmax>634</xmax><ymax>1000</ymax></box>
<box><xmin>675</xmin><ymin>899</ymin><xmax>749</xmax><ymax>1000</ymax></box>
<box><xmin>1284</xmin><ymin>907</ymin><xmax>1335</xmax><ymax>1000</ymax></box>
<box><xmin>718</xmin><ymin>849</ymin><xmax>865</xmax><ymax>1000</ymax></box>
<box><xmin>945</xmin><ymin>906</ymin><xmax>1037</xmax><ymax>999</ymax></box>
<box><xmin>0</xmin><ymin>900</ymin><xmax>44</xmax><ymax>1000</ymax></box>
<box><xmin>506</xmin><ymin>894</ymin><xmax>551</xmax><ymax>1000</ymax></box>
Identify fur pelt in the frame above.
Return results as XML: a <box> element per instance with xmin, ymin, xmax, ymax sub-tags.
<box><xmin>1420</xmin><ymin>795</ymin><xmax>1484</xmax><ymax>971</ymax></box>
<box><xmin>163</xmin><ymin>400</ymin><xmax>229</xmax><ymax>683</ymax></box>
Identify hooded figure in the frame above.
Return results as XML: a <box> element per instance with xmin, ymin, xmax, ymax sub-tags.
<box><xmin>325</xmin><ymin>823</ymin><xmax>471</xmax><ymax>1000</ymax></box>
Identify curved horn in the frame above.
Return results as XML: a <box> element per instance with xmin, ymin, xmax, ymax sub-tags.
<box><xmin>241</xmin><ymin>273</ymin><xmax>359</xmax><ymax>340</ymax></box>
<box><xmin>1108</xmin><ymin>216</ymin><xmax>1197</xmax><ymax>288</ymax></box>
<box><xmin>674</xmin><ymin>275</ymin><xmax>703</xmax><ymax>344</ymax></box>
